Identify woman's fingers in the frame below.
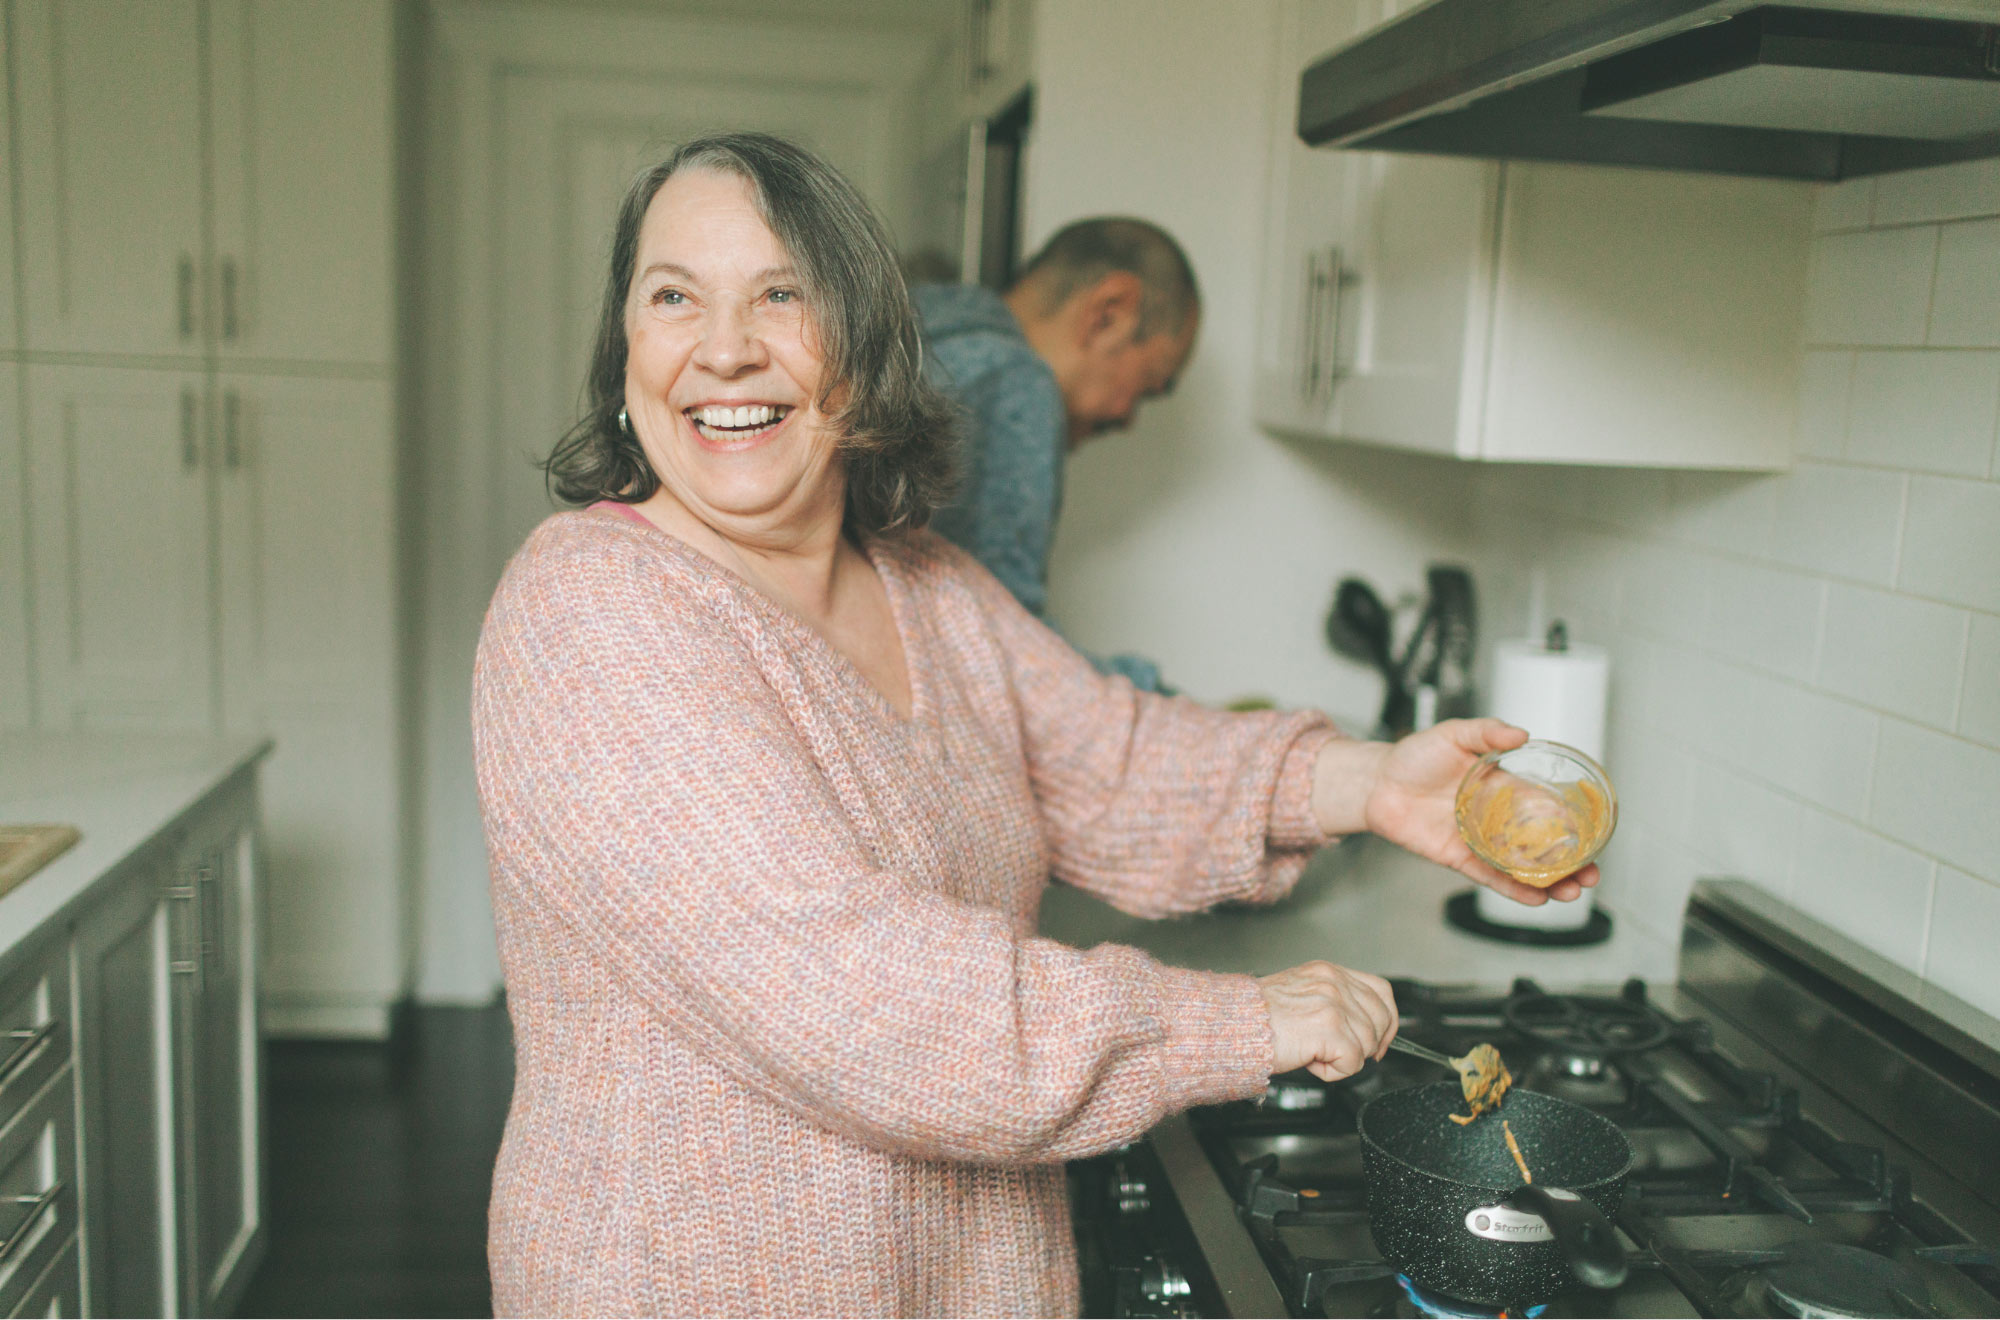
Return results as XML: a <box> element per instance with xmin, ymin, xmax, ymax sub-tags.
<box><xmin>1257</xmin><ymin>961</ymin><xmax>1402</xmax><ymax>1081</ymax></box>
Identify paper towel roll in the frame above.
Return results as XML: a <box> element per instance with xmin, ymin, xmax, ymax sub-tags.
<box><xmin>1474</xmin><ymin>634</ymin><xmax>1611</xmax><ymax>932</ymax></box>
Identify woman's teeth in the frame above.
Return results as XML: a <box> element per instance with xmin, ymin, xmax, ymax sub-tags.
<box><xmin>689</xmin><ymin>404</ymin><xmax>789</xmax><ymax>436</ymax></box>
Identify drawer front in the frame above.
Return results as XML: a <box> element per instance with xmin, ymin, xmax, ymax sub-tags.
<box><xmin>0</xmin><ymin>944</ymin><xmax>71</xmax><ymax>1133</ymax></box>
<box><xmin>7</xmin><ymin>1235</ymin><xmax>77</xmax><ymax>1320</ymax></box>
<box><xmin>0</xmin><ymin>1069</ymin><xmax>77</xmax><ymax>1318</ymax></box>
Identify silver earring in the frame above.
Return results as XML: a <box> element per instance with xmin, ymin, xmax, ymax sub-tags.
<box><xmin>617</xmin><ymin>407</ymin><xmax>631</xmax><ymax>435</ymax></box>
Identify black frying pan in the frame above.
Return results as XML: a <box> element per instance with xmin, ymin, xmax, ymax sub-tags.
<box><xmin>1358</xmin><ymin>1081</ymin><xmax>1631</xmax><ymax>1306</ymax></box>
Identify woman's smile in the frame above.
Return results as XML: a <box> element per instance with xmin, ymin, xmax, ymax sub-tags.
<box><xmin>684</xmin><ymin>401</ymin><xmax>795</xmax><ymax>450</ymax></box>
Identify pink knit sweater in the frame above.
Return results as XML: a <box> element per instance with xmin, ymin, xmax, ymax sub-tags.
<box><xmin>472</xmin><ymin>509</ymin><xmax>1338</xmax><ymax>1316</ymax></box>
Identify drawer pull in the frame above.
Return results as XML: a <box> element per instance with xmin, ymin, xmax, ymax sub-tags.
<box><xmin>0</xmin><ymin>1023</ymin><xmax>57</xmax><ymax>1092</ymax></box>
<box><xmin>0</xmin><ymin>1182</ymin><xmax>62</xmax><ymax>1266</ymax></box>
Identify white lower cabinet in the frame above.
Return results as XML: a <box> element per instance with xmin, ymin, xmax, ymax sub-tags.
<box><xmin>69</xmin><ymin>765</ymin><xmax>263</xmax><ymax>1317</ymax></box>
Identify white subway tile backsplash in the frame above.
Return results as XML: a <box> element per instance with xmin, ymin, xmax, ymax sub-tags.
<box><xmin>1898</xmin><ymin>475</ymin><xmax>2000</xmax><ymax>613</ymax></box>
<box><xmin>1871</xmin><ymin>158</ymin><xmax>2000</xmax><ymax>226</ymax></box>
<box><xmin>1506</xmin><ymin>194</ymin><xmax>2000</xmax><ymax>1011</ymax></box>
<box><xmin>1605</xmin><ymin>710</ymin><xmax>1694</xmax><ymax>833</ymax></box>
<box><xmin>1929</xmin><ymin>220</ymin><xmax>2000</xmax><ymax>349</ymax></box>
<box><xmin>1679</xmin><ymin>659</ymin><xmax>1879</xmax><ymax>819</ymax></box>
<box><xmin>1686</xmin><ymin>766</ymin><xmax>1802</xmax><ymax>898</ymax></box>
<box><xmin>1794</xmin><ymin>351</ymin><xmax>1854</xmax><ymax>460</ymax></box>
<box><xmin>1620</xmin><ymin>542</ymin><xmax>1713</xmax><ymax>642</ymax></box>
<box><xmin>1707</xmin><ymin>563</ymin><xmax>1824</xmax><ymax>681</ymax></box>
<box><xmin>1661</xmin><ymin>472</ymin><xmax>1777</xmax><ymax>559</ymax></box>
<box><xmin>1814</xmin><ymin>177</ymin><xmax>1876</xmax><ymax>233</ymax></box>
<box><xmin>1871</xmin><ymin>717</ymin><xmax>2000</xmax><ymax>879</ymax></box>
<box><xmin>1926</xmin><ymin>867</ymin><xmax>2000</xmax><ymax>1018</ymax></box>
<box><xmin>1803</xmin><ymin>227</ymin><xmax>1938</xmax><ymax>347</ymax></box>
<box><xmin>1961</xmin><ymin>613</ymin><xmax>2000</xmax><ymax>750</ymax></box>
<box><xmin>1767</xmin><ymin>462</ymin><xmax>1907</xmax><ymax>586</ymax></box>
<box><xmin>1846</xmin><ymin>350</ymin><xmax>2000</xmax><ymax>477</ymax></box>
<box><xmin>1816</xmin><ymin>584</ymin><xmax>1967</xmax><ymax>729</ymax></box>
<box><xmin>1596</xmin><ymin>820</ymin><xmax>1705</xmax><ymax>944</ymax></box>
<box><xmin>1790</xmin><ymin>806</ymin><xmax>1935</xmax><ymax>973</ymax></box>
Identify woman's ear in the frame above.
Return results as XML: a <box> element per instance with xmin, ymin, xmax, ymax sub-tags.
<box><xmin>1076</xmin><ymin>271</ymin><xmax>1145</xmax><ymax>352</ymax></box>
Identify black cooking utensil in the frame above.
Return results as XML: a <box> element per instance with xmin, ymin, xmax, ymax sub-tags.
<box><xmin>1359</xmin><ymin>1081</ymin><xmax>1631</xmax><ymax>1306</ymax></box>
<box><xmin>1324</xmin><ymin>578</ymin><xmax>1412</xmax><ymax>736</ymax></box>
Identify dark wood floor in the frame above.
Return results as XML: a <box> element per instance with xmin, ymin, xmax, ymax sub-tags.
<box><xmin>234</xmin><ymin>1004</ymin><xmax>514</xmax><ymax>1318</ymax></box>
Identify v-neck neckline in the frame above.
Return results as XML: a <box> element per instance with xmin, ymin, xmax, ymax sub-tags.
<box><xmin>586</xmin><ymin>505</ymin><xmax>932</xmax><ymax>729</ymax></box>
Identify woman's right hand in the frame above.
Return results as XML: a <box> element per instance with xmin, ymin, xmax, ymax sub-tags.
<box><xmin>1258</xmin><ymin>961</ymin><xmax>1400</xmax><ymax>1082</ymax></box>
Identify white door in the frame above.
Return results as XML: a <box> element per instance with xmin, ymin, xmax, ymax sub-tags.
<box><xmin>489</xmin><ymin>69</ymin><xmax>889</xmax><ymax>565</ymax></box>
<box><xmin>1</xmin><ymin>368</ymin><xmax>30</xmax><ymax>730</ymax></box>
<box><xmin>24</xmin><ymin>365</ymin><xmax>215</xmax><ymax>733</ymax></box>
<box><xmin>216</xmin><ymin>373</ymin><xmax>399</xmax><ymax>1035</ymax></box>
<box><xmin>12</xmin><ymin>0</ymin><xmax>208</xmax><ymax>359</ymax></box>
<box><xmin>0</xmin><ymin>9</ymin><xmax>18</xmax><ymax>355</ymax></box>
<box><xmin>207</xmin><ymin>0</ymin><xmax>395</xmax><ymax>367</ymax></box>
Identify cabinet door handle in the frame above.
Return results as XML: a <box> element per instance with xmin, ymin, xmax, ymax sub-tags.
<box><xmin>0</xmin><ymin>1182</ymin><xmax>63</xmax><ymax>1266</ymax></box>
<box><xmin>1321</xmin><ymin>244</ymin><xmax>1345</xmax><ymax>392</ymax></box>
<box><xmin>180</xmin><ymin>389</ymin><xmax>200</xmax><ymax>471</ymax></box>
<box><xmin>221</xmin><ymin>257</ymin><xmax>240</xmax><ymax>340</ymax></box>
<box><xmin>178</xmin><ymin>255</ymin><xmax>196</xmax><ymax>339</ymax></box>
<box><xmin>0</xmin><ymin>1022</ymin><xmax>58</xmax><ymax>1093</ymax></box>
<box><xmin>224</xmin><ymin>390</ymin><xmax>243</xmax><ymax>470</ymax></box>
<box><xmin>1300</xmin><ymin>250</ymin><xmax>1323</xmax><ymax>402</ymax></box>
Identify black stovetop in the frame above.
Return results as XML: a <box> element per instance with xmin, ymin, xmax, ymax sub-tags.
<box><xmin>1074</xmin><ymin>929</ymin><xmax>2000</xmax><ymax>1319</ymax></box>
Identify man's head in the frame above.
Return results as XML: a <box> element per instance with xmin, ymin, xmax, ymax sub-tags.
<box><xmin>1003</xmin><ymin>218</ymin><xmax>1199</xmax><ymax>447</ymax></box>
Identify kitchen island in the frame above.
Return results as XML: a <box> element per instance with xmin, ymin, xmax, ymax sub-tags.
<box><xmin>1039</xmin><ymin>833</ymin><xmax>1676</xmax><ymax>987</ymax></box>
<box><xmin>0</xmin><ymin>731</ymin><xmax>271</xmax><ymax>1318</ymax></box>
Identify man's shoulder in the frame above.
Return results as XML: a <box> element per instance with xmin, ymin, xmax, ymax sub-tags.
<box><xmin>912</xmin><ymin>285</ymin><xmax>1048</xmax><ymax>383</ymax></box>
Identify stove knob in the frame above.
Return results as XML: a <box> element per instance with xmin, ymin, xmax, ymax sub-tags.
<box><xmin>1111</xmin><ymin>1164</ymin><xmax>1151</xmax><ymax>1216</ymax></box>
<box><xmin>1140</xmin><ymin>1257</ymin><xmax>1191</xmax><ymax>1302</ymax></box>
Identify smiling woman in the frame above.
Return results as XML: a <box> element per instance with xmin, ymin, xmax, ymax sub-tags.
<box><xmin>471</xmin><ymin>131</ymin><xmax>1594</xmax><ymax>1319</ymax></box>
<box><xmin>544</xmin><ymin>134</ymin><xmax>955</xmax><ymax>541</ymax></box>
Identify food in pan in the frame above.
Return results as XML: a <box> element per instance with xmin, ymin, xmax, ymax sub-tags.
<box><xmin>1444</xmin><ymin>1043</ymin><xmax>1513</xmax><ymax>1123</ymax></box>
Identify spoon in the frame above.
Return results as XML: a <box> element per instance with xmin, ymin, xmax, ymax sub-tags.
<box><xmin>1387</xmin><ymin>1036</ymin><xmax>1513</xmax><ymax>1117</ymax></box>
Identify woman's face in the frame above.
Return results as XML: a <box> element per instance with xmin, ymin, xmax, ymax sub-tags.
<box><xmin>623</xmin><ymin>169</ymin><xmax>843</xmax><ymax>543</ymax></box>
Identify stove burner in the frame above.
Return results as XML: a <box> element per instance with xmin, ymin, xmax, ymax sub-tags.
<box><xmin>1502</xmin><ymin>991</ymin><xmax>1671</xmax><ymax>1055</ymax></box>
<box><xmin>1394</xmin><ymin>1273</ymin><xmax>1549</xmax><ymax>1318</ymax></box>
<box><xmin>1761</xmin><ymin>1243</ymin><xmax>1936</xmax><ymax>1319</ymax></box>
<box><xmin>1515</xmin><ymin>1050</ymin><xmax>1630</xmax><ymax>1107</ymax></box>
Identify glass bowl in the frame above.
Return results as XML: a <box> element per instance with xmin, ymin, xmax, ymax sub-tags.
<box><xmin>1454</xmin><ymin>740</ymin><xmax>1618</xmax><ymax>887</ymax></box>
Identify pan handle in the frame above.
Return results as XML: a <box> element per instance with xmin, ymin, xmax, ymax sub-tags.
<box><xmin>1502</xmin><ymin>1185</ymin><xmax>1628</xmax><ymax>1290</ymax></box>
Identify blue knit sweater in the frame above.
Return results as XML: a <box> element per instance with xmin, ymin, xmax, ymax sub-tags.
<box><xmin>913</xmin><ymin>284</ymin><xmax>1163</xmax><ymax>693</ymax></box>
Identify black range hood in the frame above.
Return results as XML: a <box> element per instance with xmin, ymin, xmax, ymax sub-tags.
<box><xmin>1299</xmin><ymin>1</ymin><xmax>2000</xmax><ymax>179</ymax></box>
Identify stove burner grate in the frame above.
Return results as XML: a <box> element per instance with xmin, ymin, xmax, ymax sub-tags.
<box><xmin>1762</xmin><ymin>1242</ymin><xmax>1936</xmax><ymax>1319</ymax></box>
<box><xmin>1501</xmin><ymin>989</ymin><xmax>1672</xmax><ymax>1055</ymax></box>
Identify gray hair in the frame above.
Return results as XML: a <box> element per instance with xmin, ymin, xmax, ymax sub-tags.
<box><xmin>544</xmin><ymin>132</ymin><xmax>957</xmax><ymax>538</ymax></box>
<box><xmin>1012</xmin><ymin>216</ymin><xmax>1200</xmax><ymax>340</ymax></box>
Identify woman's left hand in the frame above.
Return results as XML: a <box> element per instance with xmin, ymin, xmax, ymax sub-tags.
<box><xmin>1311</xmin><ymin>719</ymin><xmax>1599</xmax><ymax>905</ymax></box>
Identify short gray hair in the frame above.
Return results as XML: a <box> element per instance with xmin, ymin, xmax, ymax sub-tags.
<box><xmin>1013</xmin><ymin>217</ymin><xmax>1200</xmax><ymax>340</ymax></box>
<box><xmin>545</xmin><ymin>132</ymin><xmax>957</xmax><ymax>538</ymax></box>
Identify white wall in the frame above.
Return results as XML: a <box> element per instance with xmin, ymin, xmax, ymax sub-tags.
<box><xmin>1026</xmin><ymin>0</ymin><xmax>1481</xmax><ymax>722</ymax></box>
<box><xmin>1470</xmin><ymin>157</ymin><xmax>2000</xmax><ymax>1015</ymax></box>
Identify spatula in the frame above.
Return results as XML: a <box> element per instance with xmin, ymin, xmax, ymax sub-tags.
<box><xmin>1388</xmin><ymin>1036</ymin><xmax>1513</xmax><ymax>1118</ymax></box>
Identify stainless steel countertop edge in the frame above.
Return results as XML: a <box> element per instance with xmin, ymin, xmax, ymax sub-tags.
<box><xmin>1149</xmin><ymin>1113</ymin><xmax>1289</xmax><ymax>1319</ymax></box>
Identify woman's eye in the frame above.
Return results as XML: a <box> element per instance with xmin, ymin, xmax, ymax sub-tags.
<box><xmin>768</xmin><ymin>288</ymin><xmax>798</xmax><ymax>304</ymax></box>
<box><xmin>652</xmin><ymin>288</ymin><xmax>687</xmax><ymax>306</ymax></box>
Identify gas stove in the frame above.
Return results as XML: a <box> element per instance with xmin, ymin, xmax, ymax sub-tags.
<box><xmin>1069</xmin><ymin>881</ymin><xmax>2000</xmax><ymax>1318</ymax></box>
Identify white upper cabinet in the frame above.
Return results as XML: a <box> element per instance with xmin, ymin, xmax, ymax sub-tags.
<box><xmin>0</xmin><ymin>12</ymin><xmax>18</xmax><ymax>355</ymax></box>
<box><xmin>24</xmin><ymin>363</ymin><xmax>216</xmax><ymax>733</ymax></box>
<box><xmin>1260</xmin><ymin>0</ymin><xmax>1816</xmax><ymax>468</ymax></box>
<box><xmin>14</xmin><ymin>0</ymin><xmax>208</xmax><ymax>360</ymax></box>
<box><xmin>207</xmin><ymin>0</ymin><xmax>395</xmax><ymax>367</ymax></box>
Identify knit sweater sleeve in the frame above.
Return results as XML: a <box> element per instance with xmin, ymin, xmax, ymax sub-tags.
<box><xmin>944</xmin><ymin>543</ymin><xmax>1344</xmax><ymax>918</ymax></box>
<box><xmin>472</xmin><ymin>521</ymin><xmax>1275</xmax><ymax>1165</ymax></box>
